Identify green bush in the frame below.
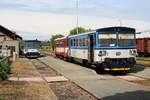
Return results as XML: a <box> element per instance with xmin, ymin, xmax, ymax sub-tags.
<box><xmin>0</xmin><ymin>63</ymin><xmax>10</xmax><ymax>80</ymax></box>
<box><xmin>0</xmin><ymin>63</ymin><xmax>10</xmax><ymax>74</ymax></box>
<box><xmin>0</xmin><ymin>69</ymin><xmax>7</xmax><ymax>80</ymax></box>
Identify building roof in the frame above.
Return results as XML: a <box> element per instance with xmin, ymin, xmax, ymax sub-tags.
<box><xmin>0</xmin><ymin>25</ymin><xmax>22</xmax><ymax>40</ymax></box>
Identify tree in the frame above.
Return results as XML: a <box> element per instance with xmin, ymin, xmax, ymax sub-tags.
<box><xmin>69</xmin><ymin>27</ymin><xmax>89</xmax><ymax>36</ymax></box>
<box><xmin>50</xmin><ymin>34</ymin><xmax>64</xmax><ymax>51</ymax></box>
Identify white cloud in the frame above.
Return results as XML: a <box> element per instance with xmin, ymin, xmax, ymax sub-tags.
<box><xmin>0</xmin><ymin>10</ymin><xmax>150</xmax><ymax>40</ymax></box>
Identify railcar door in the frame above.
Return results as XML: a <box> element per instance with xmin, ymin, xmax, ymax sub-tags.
<box><xmin>88</xmin><ymin>34</ymin><xmax>94</xmax><ymax>63</ymax></box>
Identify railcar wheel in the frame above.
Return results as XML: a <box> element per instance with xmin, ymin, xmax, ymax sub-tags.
<box><xmin>69</xmin><ymin>57</ymin><xmax>73</xmax><ymax>63</ymax></box>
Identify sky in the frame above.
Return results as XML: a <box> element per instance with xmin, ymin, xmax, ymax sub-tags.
<box><xmin>0</xmin><ymin>0</ymin><xmax>150</xmax><ymax>40</ymax></box>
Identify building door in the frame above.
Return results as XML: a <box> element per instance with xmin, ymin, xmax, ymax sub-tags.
<box><xmin>9</xmin><ymin>46</ymin><xmax>16</xmax><ymax>56</ymax></box>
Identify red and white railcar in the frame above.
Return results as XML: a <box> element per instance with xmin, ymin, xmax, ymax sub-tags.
<box><xmin>54</xmin><ymin>37</ymin><xmax>69</xmax><ymax>60</ymax></box>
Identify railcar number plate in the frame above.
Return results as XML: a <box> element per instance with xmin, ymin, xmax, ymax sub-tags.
<box><xmin>116</xmin><ymin>52</ymin><xmax>121</xmax><ymax>56</ymax></box>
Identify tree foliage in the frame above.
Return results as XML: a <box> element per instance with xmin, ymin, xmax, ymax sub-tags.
<box><xmin>50</xmin><ymin>34</ymin><xmax>64</xmax><ymax>50</ymax></box>
<box><xmin>69</xmin><ymin>27</ymin><xmax>89</xmax><ymax>36</ymax></box>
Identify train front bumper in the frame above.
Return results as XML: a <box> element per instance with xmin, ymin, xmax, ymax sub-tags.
<box><xmin>101</xmin><ymin>57</ymin><xmax>136</xmax><ymax>71</ymax></box>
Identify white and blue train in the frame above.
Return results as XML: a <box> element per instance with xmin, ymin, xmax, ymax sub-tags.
<box><xmin>68</xmin><ymin>27</ymin><xmax>136</xmax><ymax>71</ymax></box>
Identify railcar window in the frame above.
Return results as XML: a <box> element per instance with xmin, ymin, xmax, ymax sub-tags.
<box><xmin>98</xmin><ymin>34</ymin><xmax>116</xmax><ymax>47</ymax></box>
<box><xmin>85</xmin><ymin>38</ymin><xmax>88</xmax><ymax>46</ymax></box>
<box><xmin>83</xmin><ymin>38</ymin><xmax>86</xmax><ymax>46</ymax></box>
<box><xmin>70</xmin><ymin>39</ymin><xmax>73</xmax><ymax>46</ymax></box>
<box><xmin>81</xmin><ymin>38</ymin><xmax>83</xmax><ymax>46</ymax></box>
<box><xmin>73</xmin><ymin>39</ymin><xmax>75</xmax><ymax>46</ymax></box>
<box><xmin>79</xmin><ymin>38</ymin><xmax>82</xmax><ymax>46</ymax></box>
<box><xmin>118</xmin><ymin>33</ymin><xmax>135</xmax><ymax>46</ymax></box>
<box><xmin>82</xmin><ymin>38</ymin><xmax>84</xmax><ymax>46</ymax></box>
<box><xmin>76</xmin><ymin>39</ymin><xmax>78</xmax><ymax>46</ymax></box>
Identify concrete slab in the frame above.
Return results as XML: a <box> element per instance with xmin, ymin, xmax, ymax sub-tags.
<box><xmin>8</xmin><ymin>77</ymin><xmax>44</xmax><ymax>82</ymax></box>
<box><xmin>117</xmin><ymin>75</ymin><xmax>146</xmax><ymax>81</ymax></box>
<box><xmin>130</xmin><ymin>67</ymin><xmax>150</xmax><ymax>80</ymax></box>
<box><xmin>44</xmin><ymin>76</ymin><xmax>68</xmax><ymax>82</ymax></box>
<box><xmin>39</xmin><ymin>56</ymin><xmax>150</xmax><ymax>100</ymax></box>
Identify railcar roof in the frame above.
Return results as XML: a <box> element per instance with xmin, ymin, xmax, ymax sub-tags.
<box><xmin>68</xmin><ymin>30</ymin><xmax>96</xmax><ymax>38</ymax></box>
<box><xmin>68</xmin><ymin>27</ymin><xmax>135</xmax><ymax>38</ymax></box>
<box><xmin>97</xmin><ymin>27</ymin><xmax>135</xmax><ymax>32</ymax></box>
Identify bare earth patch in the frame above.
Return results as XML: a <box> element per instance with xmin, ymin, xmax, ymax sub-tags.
<box><xmin>10</xmin><ymin>58</ymin><xmax>40</xmax><ymax>77</ymax></box>
<box><xmin>136</xmin><ymin>60</ymin><xmax>150</xmax><ymax>66</ymax></box>
<box><xmin>0</xmin><ymin>81</ymin><xmax>54</xmax><ymax>100</ymax></box>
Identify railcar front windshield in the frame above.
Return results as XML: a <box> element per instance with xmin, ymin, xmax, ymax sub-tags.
<box><xmin>98</xmin><ymin>33</ymin><xmax>136</xmax><ymax>47</ymax></box>
<box><xmin>98</xmin><ymin>33</ymin><xmax>117</xmax><ymax>47</ymax></box>
<box><xmin>118</xmin><ymin>33</ymin><xmax>135</xmax><ymax>46</ymax></box>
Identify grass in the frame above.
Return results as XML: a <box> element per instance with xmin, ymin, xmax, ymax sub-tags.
<box><xmin>136</xmin><ymin>57</ymin><xmax>150</xmax><ymax>61</ymax></box>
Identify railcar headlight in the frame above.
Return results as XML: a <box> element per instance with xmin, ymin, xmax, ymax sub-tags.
<box><xmin>129</xmin><ymin>49</ymin><xmax>137</xmax><ymax>55</ymax></box>
<box><xmin>98</xmin><ymin>51</ymin><xmax>107</xmax><ymax>56</ymax></box>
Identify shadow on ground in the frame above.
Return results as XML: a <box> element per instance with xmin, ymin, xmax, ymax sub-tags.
<box><xmin>102</xmin><ymin>90</ymin><xmax>150</xmax><ymax>100</ymax></box>
<box><xmin>129</xmin><ymin>64</ymin><xmax>146</xmax><ymax>73</ymax></box>
<box><xmin>82</xmin><ymin>64</ymin><xmax>146</xmax><ymax>76</ymax></box>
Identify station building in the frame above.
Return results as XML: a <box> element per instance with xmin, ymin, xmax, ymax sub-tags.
<box><xmin>0</xmin><ymin>25</ymin><xmax>22</xmax><ymax>57</ymax></box>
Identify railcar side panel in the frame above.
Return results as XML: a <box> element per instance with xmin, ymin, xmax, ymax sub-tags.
<box><xmin>136</xmin><ymin>39</ymin><xmax>145</xmax><ymax>54</ymax></box>
<box><xmin>136</xmin><ymin>38</ymin><xmax>150</xmax><ymax>56</ymax></box>
<box><xmin>146</xmin><ymin>39</ymin><xmax>150</xmax><ymax>54</ymax></box>
<box><xmin>54</xmin><ymin>37</ymin><xmax>69</xmax><ymax>58</ymax></box>
<box><xmin>70</xmin><ymin>49</ymin><xmax>88</xmax><ymax>60</ymax></box>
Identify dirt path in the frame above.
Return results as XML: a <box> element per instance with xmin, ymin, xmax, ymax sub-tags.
<box><xmin>10</xmin><ymin>58</ymin><xmax>40</xmax><ymax>77</ymax></box>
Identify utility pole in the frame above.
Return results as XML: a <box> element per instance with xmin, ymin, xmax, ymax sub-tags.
<box><xmin>118</xmin><ymin>19</ymin><xmax>122</xmax><ymax>26</ymax></box>
<box><xmin>76</xmin><ymin>0</ymin><xmax>79</xmax><ymax>34</ymax></box>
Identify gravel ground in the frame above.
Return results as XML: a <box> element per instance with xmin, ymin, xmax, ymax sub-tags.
<box><xmin>32</xmin><ymin>58</ymin><xmax>98</xmax><ymax>100</ymax></box>
<box><xmin>49</xmin><ymin>81</ymin><xmax>98</xmax><ymax>100</ymax></box>
<box><xmin>30</xmin><ymin>59</ymin><xmax>61</xmax><ymax>77</ymax></box>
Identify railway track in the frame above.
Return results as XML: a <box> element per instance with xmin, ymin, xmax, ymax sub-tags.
<box><xmin>30</xmin><ymin>59</ymin><xmax>99</xmax><ymax>100</ymax></box>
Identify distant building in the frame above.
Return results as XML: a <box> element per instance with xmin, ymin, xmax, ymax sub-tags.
<box><xmin>0</xmin><ymin>25</ymin><xmax>22</xmax><ymax>57</ymax></box>
<box><xmin>23</xmin><ymin>40</ymin><xmax>41</xmax><ymax>50</ymax></box>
